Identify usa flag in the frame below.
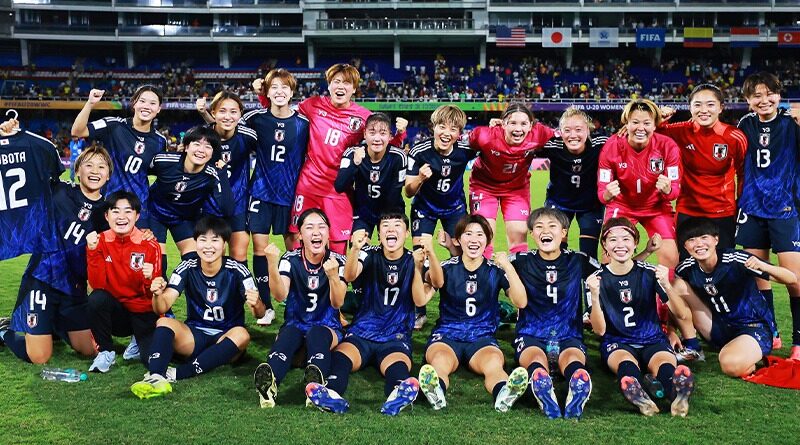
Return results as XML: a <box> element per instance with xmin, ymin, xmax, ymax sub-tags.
<box><xmin>496</xmin><ymin>25</ymin><xmax>526</xmax><ymax>47</ymax></box>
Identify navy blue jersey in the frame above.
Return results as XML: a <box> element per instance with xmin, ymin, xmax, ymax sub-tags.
<box><xmin>511</xmin><ymin>249</ymin><xmax>601</xmax><ymax>340</ymax></box>
<box><xmin>28</xmin><ymin>181</ymin><xmax>107</xmax><ymax>297</ymax></box>
<box><xmin>87</xmin><ymin>117</ymin><xmax>166</xmax><ymax>220</ymax></box>
<box><xmin>0</xmin><ymin>130</ymin><xmax>63</xmax><ymax>260</ymax></box>
<box><xmin>168</xmin><ymin>255</ymin><xmax>258</xmax><ymax>332</ymax></box>
<box><xmin>243</xmin><ymin>109</ymin><xmax>309</xmax><ymax>206</ymax></box>
<box><xmin>408</xmin><ymin>138</ymin><xmax>476</xmax><ymax>217</ymax></box>
<box><xmin>334</xmin><ymin>145</ymin><xmax>407</xmax><ymax>227</ymax></box>
<box><xmin>348</xmin><ymin>246</ymin><xmax>416</xmax><ymax>342</ymax></box>
<box><xmin>594</xmin><ymin>261</ymin><xmax>669</xmax><ymax>345</ymax></box>
<box><xmin>147</xmin><ymin>153</ymin><xmax>233</xmax><ymax>225</ymax></box>
<box><xmin>205</xmin><ymin>124</ymin><xmax>257</xmax><ymax>217</ymax></box>
<box><xmin>432</xmin><ymin>256</ymin><xmax>509</xmax><ymax>342</ymax></box>
<box><xmin>278</xmin><ymin>249</ymin><xmax>345</xmax><ymax>333</ymax></box>
<box><xmin>737</xmin><ymin>109</ymin><xmax>800</xmax><ymax>219</ymax></box>
<box><xmin>540</xmin><ymin>136</ymin><xmax>606</xmax><ymax>212</ymax></box>
<box><xmin>676</xmin><ymin>249</ymin><xmax>775</xmax><ymax>328</ymax></box>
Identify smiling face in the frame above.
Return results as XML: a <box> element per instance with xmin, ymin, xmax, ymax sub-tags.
<box><xmin>195</xmin><ymin>230</ymin><xmax>226</xmax><ymax>264</ymax></box>
<box><xmin>267</xmin><ymin>77</ymin><xmax>293</xmax><ymax>108</ymax></box>
<box><xmin>560</xmin><ymin>115</ymin><xmax>590</xmax><ymax>153</ymax></box>
<box><xmin>328</xmin><ymin>73</ymin><xmax>355</xmax><ymax>108</ymax></box>
<box><xmin>211</xmin><ymin>98</ymin><xmax>241</xmax><ymax>133</ymax></box>
<box><xmin>456</xmin><ymin>222</ymin><xmax>488</xmax><ymax>260</ymax></box>
<box><xmin>625</xmin><ymin>109</ymin><xmax>656</xmax><ymax>149</ymax></box>
<box><xmin>433</xmin><ymin>122</ymin><xmax>460</xmax><ymax>152</ymax></box>
<box><xmin>378</xmin><ymin>217</ymin><xmax>408</xmax><ymax>255</ymax></box>
<box><xmin>503</xmin><ymin>111</ymin><xmax>532</xmax><ymax>146</ymax></box>
<box><xmin>602</xmin><ymin>227</ymin><xmax>637</xmax><ymax>263</ymax></box>
<box><xmin>531</xmin><ymin>215</ymin><xmax>567</xmax><ymax>254</ymax></box>
<box><xmin>105</xmin><ymin>199</ymin><xmax>139</xmax><ymax>236</ymax></box>
<box><xmin>746</xmin><ymin>83</ymin><xmax>780</xmax><ymax>121</ymax></box>
<box><xmin>185</xmin><ymin>138</ymin><xmax>214</xmax><ymax>168</ymax></box>
<box><xmin>300</xmin><ymin>213</ymin><xmax>330</xmax><ymax>257</ymax></box>
<box><xmin>76</xmin><ymin>153</ymin><xmax>110</xmax><ymax>194</ymax></box>
<box><xmin>365</xmin><ymin>120</ymin><xmax>391</xmax><ymax>157</ymax></box>
<box><xmin>684</xmin><ymin>233</ymin><xmax>719</xmax><ymax>261</ymax></box>
<box><xmin>690</xmin><ymin>89</ymin><xmax>722</xmax><ymax>128</ymax></box>
<box><xmin>132</xmin><ymin>91</ymin><xmax>161</xmax><ymax>124</ymax></box>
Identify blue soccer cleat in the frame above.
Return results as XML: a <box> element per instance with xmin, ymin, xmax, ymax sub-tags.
<box><xmin>531</xmin><ymin>368</ymin><xmax>561</xmax><ymax>419</ymax></box>
<box><xmin>380</xmin><ymin>377</ymin><xmax>419</xmax><ymax>416</ymax></box>
<box><xmin>670</xmin><ymin>365</ymin><xmax>695</xmax><ymax>417</ymax></box>
<box><xmin>564</xmin><ymin>369</ymin><xmax>592</xmax><ymax>419</ymax></box>
<box><xmin>305</xmin><ymin>382</ymin><xmax>349</xmax><ymax>414</ymax></box>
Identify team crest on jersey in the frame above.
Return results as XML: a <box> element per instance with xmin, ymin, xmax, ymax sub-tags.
<box><xmin>759</xmin><ymin>133</ymin><xmax>770</xmax><ymax>147</ymax></box>
<box><xmin>175</xmin><ymin>181</ymin><xmax>187</xmax><ymax>193</ymax></box>
<box><xmin>441</xmin><ymin>165</ymin><xmax>451</xmax><ymax>177</ymax></box>
<box><xmin>308</xmin><ymin>275</ymin><xmax>319</xmax><ymax>290</ymax></box>
<box><xmin>370</xmin><ymin>170</ymin><xmax>380</xmax><ymax>183</ymax></box>
<box><xmin>134</xmin><ymin>141</ymin><xmax>145</xmax><ymax>155</ymax></box>
<box><xmin>77</xmin><ymin>207</ymin><xmax>91</xmax><ymax>222</ymax></box>
<box><xmin>466</xmin><ymin>280</ymin><xmax>478</xmax><ymax>295</ymax></box>
<box><xmin>130</xmin><ymin>253</ymin><xmax>145</xmax><ymax>271</ymax></box>
<box><xmin>546</xmin><ymin>270</ymin><xmax>558</xmax><ymax>284</ymax></box>
<box><xmin>27</xmin><ymin>313</ymin><xmax>38</xmax><ymax>329</ymax></box>
<box><xmin>387</xmin><ymin>272</ymin><xmax>398</xmax><ymax>285</ymax></box>
<box><xmin>649</xmin><ymin>158</ymin><xmax>664</xmax><ymax>174</ymax></box>
<box><xmin>619</xmin><ymin>288</ymin><xmax>632</xmax><ymax>304</ymax></box>
<box><xmin>572</xmin><ymin>164</ymin><xmax>582</xmax><ymax>173</ymax></box>
<box><xmin>704</xmin><ymin>283</ymin><xmax>718</xmax><ymax>296</ymax></box>
<box><xmin>221</xmin><ymin>151</ymin><xmax>231</xmax><ymax>163</ymax></box>
<box><xmin>274</xmin><ymin>129</ymin><xmax>285</xmax><ymax>142</ymax></box>
<box><xmin>207</xmin><ymin>288</ymin><xmax>218</xmax><ymax>303</ymax></box>
<box><xmin>349</xmin><ymin>116</ymin><xmax>363</xmax><ymax>131</ymax></box>
<box><xmin>713</xmin><ymin>144</ymin><xmax>728</xmax><ymax>161</ymax></box>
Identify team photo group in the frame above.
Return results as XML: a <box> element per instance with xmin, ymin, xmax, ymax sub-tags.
<box><xmin>0</xmin><ymin>62</ymin><xmax>798</xmax><ymax>419</ymax></box>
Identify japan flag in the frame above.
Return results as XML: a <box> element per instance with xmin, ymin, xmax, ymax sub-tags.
<box><xmin>542</xmin><ymin>28</ymin><xmax>572</xmax><ymax>48</ymax></box>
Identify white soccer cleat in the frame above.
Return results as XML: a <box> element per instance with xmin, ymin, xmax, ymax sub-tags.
<box><xmin>418</xmin><ymin>364</ymin><xmax>446</xmax><ymax>410</ymax></box>
<box><xmin>494</xmin><ymin>367</ymin><xmax>529</xmax><ymax>413</ymax></box>
<box><xmin>256</xmin><ymin>309</ymin><xmax>276</xmax><ymax>326</ymax></box>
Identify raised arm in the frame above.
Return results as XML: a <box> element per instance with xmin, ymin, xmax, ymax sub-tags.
<box><xmin>72</xmin><ymin>89</ymin><xmax>104</xmax><ymax>138</ymax></box>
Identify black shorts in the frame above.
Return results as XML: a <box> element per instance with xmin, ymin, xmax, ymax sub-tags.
<box><xmin>223</xmin><ymin>212</ymin><xmax>248</xmax><ymax>233</ymax></box>
<box><xmin>735</xmin><ymin>210</ymin><xmax>800</xmax><ymax>253</ymax></box>
<box><xmin>600</xmin><ymin>340</ymin><xmax>673</xmax><ymax>367</ymax></box>
<box><xmin>150</xmin><ymin>217</ymin><xmax>195</xmax><ymax>244</ymax></box>
<box><xmin>411</xmin><ymin>207</ymin><xmax>465</xmax><ymax>238</ymax></box>
<box><xmin>709</xmin><ymin>318</ymin><xmax>772</xmax><ymax>356</ymax></box>
<box><xmin>342</xmin><ymin>333</ymin><xmax>412</xmax><ymax>368</ymax></box>
<box><xmin>545</xmin><ymin>201</ymin><xmax>604</xmax><ymax>239</ymax></box>
<box><xmin>248</xmin><ymin>199</ymin><xmax>291</xmax><ymax>235</ymax></box>
<box><xmin>426</xmin><ymin>333</ymin><xmax>498</xmax><ymax>365</ymax></box>
<box><xmin>513</xmin><ymin>335</ymin><xmax>587</xmax><ymax>364</ymax></box>
<box><xmin>352</xmin><ymin>216</ymin><xmax>377</xmax><ymax>238</ymax></box>
<box><xmin>11</xmin><ymin>275</ymin><xmax>90</xmax><ymax>335</ymax></box>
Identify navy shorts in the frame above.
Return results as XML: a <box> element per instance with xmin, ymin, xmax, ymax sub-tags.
<box><xmin>411</xmin><ymin>207</ymin><xmax>465</xmax><ymax>238</ymax></box>
<box><xmin>352</xmin><ymin>216</ymin><xmax>377</xmax><ymax>238</ymax></box>
<box><xmin>188</xmin><ymin>325</ymin><xmax>225</xmax><ymax>359</ymax></box>
<box><xmin>11</xmin><ymin>276</ymin><xmax>90</xmax><ymax>335</ymax></box>
<box><xmin>343</xmin><ymin>333</ymin><xmax>412</xmax><ymax>368</ymax></box>
<box><xmin>600</xmin><ymin>340</ymin><xmax>674</xmax><ymax>367</ymax></box>
<box><xmin>224</xmin><ymin>212</ymin><xmax>248</xmax><ymax>233</ymax></box>
<box><xmin>426</xmin><ymin>333</ymin><xmax>499</xmax><ymax>365</ymax></box>
<box><xmin>546</xmin><ymin>201</ymin><xmax>604</xmax><ymax>239</ymax></box>
<box><xmin>735</xmin><ymin>210</ymin><xmax>800</xmax><ymax>253</ymax></box>
<box><xmin>150</xmin><ymin>217</ymin><xmax>195</xmax><ymax>244</ymax></box>
<box><xmin>513</xmin><ymin>335</ymin><xmax>587</xmax><ymax>364</ymax></box>
<box><xmin>248</xmin><ymin>199</ymin><xmax>291</xmax><ymax>235</ymax></box>
<box><xmin>709</xmin><ymin>318</ymin><xmax>772</xmax><ymax>356</ymax></box>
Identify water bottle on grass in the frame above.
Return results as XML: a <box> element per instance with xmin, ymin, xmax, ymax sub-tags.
<box><xmin>41</xmin><ymin>368</ymin><xmax>87</xmax><ymax>383</ymax></box>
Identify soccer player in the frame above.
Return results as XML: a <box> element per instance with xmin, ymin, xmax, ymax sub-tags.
<box><xmin>244</xmin><ymin>68</ymin><xmax>310</xmax><ymax>326</ymax></box>
<box><xmin>85</xmin><ymin>191</ymin><xmax>162</xmax><ymax>373</ymax></box>
<box><xmin>540</xmin><ymin>108</ymin><xmax>607</xmax><ymax>258</ymax></box>
<box><xmin>147</xmin><ymin>126</ymin><xmax>233</xmax><ymax>256</ymax></box>
<box><xmin>200</xmin><ymin>91</ymin><xmax>258</xmax><ymax>264</ymax></box>
<box><xmin>406</xmin><ymin>104</ymin><xmax>476</xmax><ymax>256</ymax></box>
<box><xmin>673</xmin><ymin>218</ymin><xmax>796</xmax><ymax>377</ymax></box>
<box><xmin>130</xmin><ymin>216</ymin><xmax>266</xmax><ymax>398</ymax></box>
<box><xmin>417</xmin><ymin>215</ymin><xmax>529</xmax><ymax>412</ymax></box>
<box><xmin>736</xmin><ymin>72</ymin><xmax>800</xmax><ymax>359</ymax></box>
<box><xmin>469</xmin><ymin>103</ymin><xmax>554</xmax><ymax>257</ymax></box>
<box><xmin>586</xmin><ymin>218</ymin><xmax>694</xmax><ymax>417</ymax></box>
<box><xmin>71</xmin><ymin>87</ymin><xmax>167</xmax><ymax>228</ymax></box>
<box><xmin>658</xmin><ymin>84</ymin><xmax>747</xmax><ymax>252</ymax></box>
<box><xmin>2</xmin><ymin>146</ymin><xmax>111</xmax><ymax>364</ymax></box>
<box><xmin>510</xmin><ymin>207</ymin><xmax>600</xmax><ymax>419</ymax></box>
<box><xmin>253</xmin><ymin>209</ymin><xmax>346</xmax><ymax>408</ymax></box>
<box><xmin>306</xmin><ymin>213</ymin><xmax>425</xmax><ymax>415</ymax></box>
<box><xmin>334</xmin><ymin>113</ymin><xmax>407</xmax><ymax>238</ymax></box>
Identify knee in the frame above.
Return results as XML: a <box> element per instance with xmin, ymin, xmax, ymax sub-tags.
<box><xmin>225</xmin><ymin>327</ymin><xmax>250</xmax><ymax>349</ymax></box>
<box><xmin>28</xmin><ymin>348</ymin><xmax>52</xmax><ymax>365</ymax></box>
<box><xmin>719</xmin><ymin>355</ymin><xmax>749</xmax><ymax>378</ymax></box>
<box><xmin>156</xmin><ymin>317</ymin><xmax>178</xmax><ymax>330</ymax></box>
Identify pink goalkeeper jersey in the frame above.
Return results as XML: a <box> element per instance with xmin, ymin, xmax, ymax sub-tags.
<box><xmin>597</xmin><ymin>133</ymin><xmax>682</xmax><ymax>217</ymax></box>
<box><xmin>468</xmin><ymin>124</ymin><xmax>554</xmax><ymax>194</ymax></box>
<box><xmin>296</xmin><ymin>96</ymin><xmax>373</xmax><ymax>197</ymax></box>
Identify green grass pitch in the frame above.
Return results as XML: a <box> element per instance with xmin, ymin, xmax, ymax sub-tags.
<box><xmin>0</xmin><ymin>171</ymin><xmax>796</xmax><ymax>445</ymax></box>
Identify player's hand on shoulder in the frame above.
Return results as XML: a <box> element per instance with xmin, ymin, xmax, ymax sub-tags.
<box><xmin>86</xmin><ymin>231</ymin><xmax>99</xmax><ymax>250</ymax></box>
<box><xmin>395</xmin><ymin>117</ymin><xmax>408</xmax><ymax>134</ymax></box>
<box><xmin>245</xmin><ymin>288</ymin><xmax>260</xmax><ymax>308</ymax></box>
<box><xmin>88</xmin><ymin>89</ymin><xmax>105</xmax><ymax>105</ymax></box>
<box><xmin>252</xmin><ymin>78</ymin><xmax>264</xmax><ymax>93</ymax></box>
<box><xmin>215</xmin><ymin>159</ymin><xmax>227</xmax><ymax>169</ymax></box>
<box><xmin>323</xmin><ymin>258</ymin><xmax>340</xmax><ymax>277</ymax></box>
<box><xmin>264</xmin><ymin>242</ymin><xmax>281</xmax><ymax>262</ymax></box>
<box><xmin>419</xmin><ymin>163</ymin><xmax>433</xmax><ymax>181</ymax></box>
<box><xmin>140</xmin><ymin>228</ymin><xmax>156</xmax><ymax>242</ymax></box>
<box><xmin>142</xmin><ymin>262</ymin><xmax>155</xmax><ymax>280</ymax></box>
<box><xmin>660</xmin><ymin>106</ymin><xmax>675</xmax><ymax>121</ymax></box>
<box><xmin>655</xmin><ymin>174</ymin><xmax>671</xmax><ymax>194</ymax></box>
<box><xmin>151</xmin><ymin>277</ymin><xmax>166</xmax><ymax>296</ymax></box>
<box><xmin>350</xmin><ymin>230</ymin><xmax>369</xmax><ymax>251</ymax></box>
<box><xmin>353</xmin><ymin>146</ymin><xmax>366</xmax><ymax>165</ymax></box>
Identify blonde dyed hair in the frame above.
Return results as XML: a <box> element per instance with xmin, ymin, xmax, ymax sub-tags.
<box><xmin>263</xmin><ymin>68</ymin><xmax>297</xmax><ymax>93</ymax></box>
<box><xmin>558</xmin><ymin>107</ymin><xmax>595</xmax><ymax>131</ymax></box>
<box><xmin>620</xmin><ymin>98</ymin><xmax>663</xmax><ymax>127</ymax></box>
<box><xmin>430</xmin><ymin>104</ymin><xmax>467</xmax><ymax>131</ymax></box>
<box><xmin>325</xmin><ymin>63</ymin><xmax>360</xmax><ymax>86</ymax></box>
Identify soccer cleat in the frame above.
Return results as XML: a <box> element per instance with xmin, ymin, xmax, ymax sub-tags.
<box><xmin>89</xmin><ymin>350</ymin><xmax>116</xmax><ymax>373</ymax></box>
<box><xmin>381</xmin><ymin>377</ymin><xmax>420</xmax><ymax>416</ymax></box>
<box><xmin>131</xmin><ymin>373</ymin><xmax>173</xmax><ymax>399</ymax></box>
<box><xmin>620</xmin><ymin>376</ymin><xmax>659</xmax><ymax>416</ymax></box>
<box><xmin>144</xmin><ymin>366</ymin><xmax>176</xmax><ymax>383</ymax></box>
<box><xmin>670</xmin><ymin>365</ymin><xmax>695</xmax><ymax>417</ymax></box>
<box><xmin>582</xmin><ymin>311</ymin><xmax>592</xmax><ymax>330</ymax></box>
<box><xmin>772</xmin><ymin>336</ymin><xmax>783</xmax><ymax>351</ymax></box>
<box><xmin>0</xmin><ymin>316</ymin><xmax>10</xmax><ymax>345</ymax></box>
<box><xmin>123</xmin><ymin>336</ymin><xmax>140</xmax><ymax>361</ymax></box>
<box><xmin>418</xmin><ymin>364</ymin><xmax>447</xmax><ymax>410</ymax></box>
<box><xmin>564</xmin><ymin>369</ymin><xmax>592</xmax><ymax>419</ymax></box>
<box><xmin>304</xmin><ymin>363</ymin><xmax>327</xmax><ymax>387</ymax></box>
<box><xmin>789</xmin><ymin>345</ymin><xmax>800</xmax><ymax>361</ymax></box>
<box><xmin>676</xmin><ymin>347</ymin><xmax>705</xmax><ymax>363</ymax></box>
<box><xmin>642</xmin><ymin>374</ymin><xmax>665</xmax><ymax>399</ymax></box>
<box><xmin>305</xmin><ymin>382</ymin><xmax>349</xmax><ymax>414</ymax></box>
<box><xmin>254</xmin><ymin>362</ymin><xmax>278</xmax><ymax>408</ymax></box>
<box><xmin>494</xmin><ymin>367</ymin><xmax>528</xmax><ymax>413</ymax></box>
<box><xmin>414</xmin><ymin>314</ymin><xmax>427</xmax><ymax>330</ymax></box>
<box><xmin>256</xmin><ymin>309</ymin><xmax>276</xmax><ymax>326</ymax></box>
<box><xmin>531</xmin><ymin>368</ymin><xmax>561</xmax><ymax>419</ymax></box>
